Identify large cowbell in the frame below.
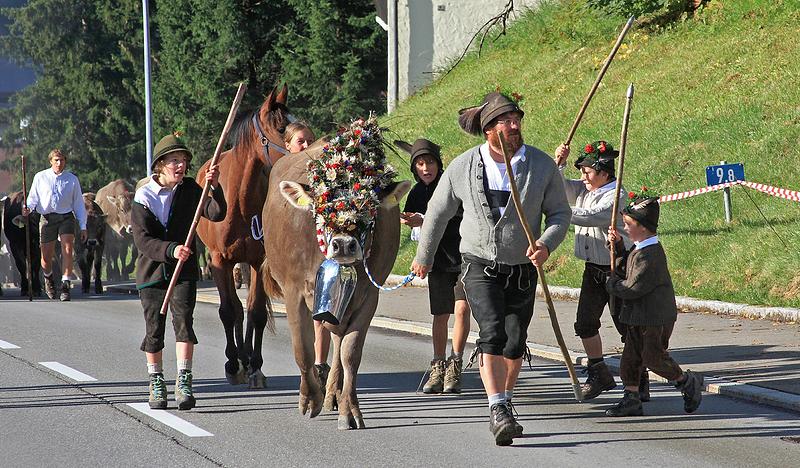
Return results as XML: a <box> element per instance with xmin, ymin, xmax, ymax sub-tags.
<box><xmin>312</xmin><ymin>259</ymin><xmax>357</xmax><ymax>325</ymax></box>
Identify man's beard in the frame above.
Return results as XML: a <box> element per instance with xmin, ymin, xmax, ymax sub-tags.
<box><xmin>489</xmin><ymin>130</ymin><xmax>524</xmax><ymax>154</ymax></box>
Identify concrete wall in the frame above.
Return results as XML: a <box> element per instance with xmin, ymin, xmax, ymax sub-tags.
<box><xmin>394</xmin><ymin>0</ymin><xmax>539</xmax><ymax>102</ymax></box>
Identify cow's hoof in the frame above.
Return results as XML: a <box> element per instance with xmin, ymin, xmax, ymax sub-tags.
<box><xmin>323</xmin><ymin>393</ymin><xmax>338</xmax><ymax>412</ymax></box>
<box><xmin>248</xmin><ymin>369</ymin><xmax>267</xmax><ymax>389</ymax></box>
<box><xmin>337</xmin><ymin>415</ymin><xmax>366</xmax><ymax>430</ymax></box>
<box><xmin>299</xmin><ymin>393</ymin><xmax>323</xmax><ymax>418</ymax></box>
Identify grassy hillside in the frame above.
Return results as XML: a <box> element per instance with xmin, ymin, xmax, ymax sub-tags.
<box><xmin>385</xmin><ymin>0</ymin><xmax>800</xmax><ymax>308</ymax></box>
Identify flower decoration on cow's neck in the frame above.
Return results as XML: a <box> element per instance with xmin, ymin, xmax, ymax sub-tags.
<box><xmin>306</xmin><ymin>114</ymin><xmax>397</xmax><ymax>239</ymax></box>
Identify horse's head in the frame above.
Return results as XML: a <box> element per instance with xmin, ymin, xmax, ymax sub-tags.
<box><xmin>229</xmin><ymin>84</ymin><xmax>293</xmax><ymax>169</ymax></box>
<box><xmin>278</xmin><ymin>116</ymin><xmax>411</xmax><ymax>266</ymax></box>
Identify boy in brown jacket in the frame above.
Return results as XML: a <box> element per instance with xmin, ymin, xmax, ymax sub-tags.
<box><xmin>605</xmin><ymin>190</ymin><xmax>703</xmax><ymax>416</ymax></box>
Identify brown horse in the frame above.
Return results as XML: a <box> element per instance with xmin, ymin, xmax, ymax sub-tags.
<box><xmin>261</xmin><ymin>121</ymin><xmax>411</xmax><ymax>430</ymax></box>
<box><xmin>196</xmin><ymin>85</ymin><xmax>292</xmax><ymax>388</ymax></box>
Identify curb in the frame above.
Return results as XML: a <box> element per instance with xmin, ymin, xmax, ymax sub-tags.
<box><xmin>383</xmin><ymin>275</ymin><xmax>800</xmax><ymax>323</ymax></box>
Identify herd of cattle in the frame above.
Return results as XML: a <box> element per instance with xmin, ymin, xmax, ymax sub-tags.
<box><xmin>0</xmin><ymin>178</ymin><xmax>185</xmax><ymax>297</ymax></box>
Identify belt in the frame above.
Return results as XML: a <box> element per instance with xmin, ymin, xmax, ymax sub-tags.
<box><xmin>462</xmin><ymin>253</ymin><xmax>515</xmax><ymax>275</ymax></box>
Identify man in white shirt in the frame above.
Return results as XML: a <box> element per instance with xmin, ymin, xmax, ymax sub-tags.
<box><xmin>23</xmin><ymin>149</ymin><xmax>88</xmax><ymax>301</ymax></box>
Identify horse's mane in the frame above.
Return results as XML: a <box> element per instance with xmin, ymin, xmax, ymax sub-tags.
<box><xmin>227</xmin><ymin>103</ymin><xmax>290</xmax><ymax>157</ymax></box>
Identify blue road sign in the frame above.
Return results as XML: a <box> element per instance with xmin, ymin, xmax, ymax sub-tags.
<box><xmin>706</xmin><ymin>163</ymin><xmax>745</xmax><ymax>186</ymax></box>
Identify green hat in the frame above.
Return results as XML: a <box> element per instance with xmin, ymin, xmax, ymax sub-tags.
<box><xmin>575</xmin><ymin>140</ymin><xmax>619</xmax><ymax>175</ymax></box>
<box><xmin>152</xmin><ymin>133</ymin><xmax>192</xmax><ymax>170</ymax></box>
<box><xmin>622</xmin><ymin>187</ymin><xmax>660</xmax><ymax>232</ymax></box>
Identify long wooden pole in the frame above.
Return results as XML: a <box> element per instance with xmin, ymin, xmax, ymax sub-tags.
<box><xmin>21</xmin><ymin>155</ymin><xmax>33</xmax><ymax>302</ymax></box>
<box><xmin>563</xmin><ymin>15</ymin><xmax>635</xmax><ymax>148</ymax></box>
<box><xmin>159</xmin><ymin>82</ymin><xmax>247</xmax><ymax>315</ymax></box>
<box><xmin>497</xmin><ymin>131</ymin><xmax>583</xmax><ymax>402</ymax></box>
<box><xmin>609</xmin><ymin>84</ymin><xmax>635</xmax><ymax>315</ymax></box>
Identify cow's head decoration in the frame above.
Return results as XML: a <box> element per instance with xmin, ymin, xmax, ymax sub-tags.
<box><xmin>280</xmin><ymin>114</ymin><xmax>409</xmax><ymax>265</ymax></box>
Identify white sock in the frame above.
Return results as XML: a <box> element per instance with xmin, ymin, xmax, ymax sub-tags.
<box><xmin>177</xmin><ymin>359</ymin><xmax>192</xmax><ymax>372</ymax></box>
<box><xmin>147</xmin><ymin>362</ymin><xmax>163</xmax><ymax>375</ymax></box>
<box><xmin>61</xmin><ymin>275</ymin><xmax>70</xmax><ymax>282</ymax></box>
<box><xmin>505</xmin><ymin>390</ymin><xmax>514</xmax><ymax>401</ymax></box>
<box><xmin>488</xmin><ymin>392</ymin><xmax>506</xmax><ymax>408</ymax></box>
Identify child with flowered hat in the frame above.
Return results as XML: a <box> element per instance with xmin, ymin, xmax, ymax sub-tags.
<box><xmin>604</xmin><ymin>187</ymin><xmax>703</xmax><ymax>416</ymax></box>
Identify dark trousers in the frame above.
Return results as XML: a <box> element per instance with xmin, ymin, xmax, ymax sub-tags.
<box><xmin>140</xmin><ymin>281</ymin><xmax>198</xmax><ymax>353</ymax></box>
<box><xmin>461</xmin><ymin>255</ymin><xmax>536</xmax><ymax>359</ymax></box>
<box><xmin>620</xmin><ymin>323</ymin><xmax>683</xmax><ymax>387</ymax></box>
<box><xmin>575</xmin><ymin>263</ymin><xmax>625</xmax><ymax>340</ymax></box>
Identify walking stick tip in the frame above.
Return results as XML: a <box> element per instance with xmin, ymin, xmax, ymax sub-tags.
<box><xmin>626</xmin><ymin>83</ymin><xmax>635</xmax><ymax>98</ymax></box>
<box><xmin>573</xmin><ymin>384</ymin><xmax>584</xmax><ymax>402</ymax></box>
<box><xmin>627</xmin><ymin>15</ymin><xmax>636</xmax><ymax>24</ymax></box>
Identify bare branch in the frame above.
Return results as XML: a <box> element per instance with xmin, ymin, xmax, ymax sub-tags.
<box><xmin>442</xmin><ymin>0</ymin><xmax>515</xmax><ymax>78</ymax></box>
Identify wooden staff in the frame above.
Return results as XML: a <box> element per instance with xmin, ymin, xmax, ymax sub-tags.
<box><xmin>497</xmin><ymin>131</ymin><xmax>583</xmax><ymax>402</ymax></box>
<box><xmin>563</xmin><ymin>15</ymin><xmax>635</xmax><ymax>148</ymax></box>
<box><xmin>21</xmin><ymin>155</ymin><xmax>33</xmax><ymax>302</ymax></box>
<box><xmin>609</xmin><ymin>83</ymin><xmax>635</xmax><ymax>314</ymax></box>
<box><xmin>159</xmin><ymin>82</ymin><xmax>247</xmax><ymax>315</ymax></box>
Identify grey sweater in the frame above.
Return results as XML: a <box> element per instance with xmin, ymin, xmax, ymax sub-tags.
<box><xmin>415</xmin><ymin>144</ymin><xmax>571</xmax><ymax>266</ymax></box>
<box><xmin>562</xmin><ymin>173</ymin><xmax>632</xmax><ymax>265</ymax></box>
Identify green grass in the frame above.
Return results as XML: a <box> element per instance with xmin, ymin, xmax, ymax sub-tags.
<box><xmin>385</xmin><ymin>0</ymin><xmax>800</xmax><ymax>308</ymax></box>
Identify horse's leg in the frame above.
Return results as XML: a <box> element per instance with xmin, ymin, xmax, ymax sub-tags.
<box><xmin>211</xmin><ymin>254</ymin><xmax>247</xmax><ymax>384</ymax></box>
<box><xmin>323</xmin><ymin>331</ymin><xmax>343</xmax><ymax>411</ymax></box>
<box><xmin>284</xmin><ymin>289</ymin><xmax>323</xmax><ymax>418</ymax></box>
<box><xmin>245</xmin><ymin>263</ymin><xmax>269</xmax><ymax>389</ymax></box>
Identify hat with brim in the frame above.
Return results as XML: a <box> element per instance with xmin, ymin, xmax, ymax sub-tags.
<box><xmin>395</xmin><ymin>138</ymin><xmax>442</xmax><ymax>182</ymax></box>
<box><xmin>458</xmin><ymin>92</ymin><xmax>524</xmax><ymax>136</ymax></box>
<box><xmin>152</xmin><ymin>133</ymin><xmax>192</xmax><ymax>170</ymax></box>
<box><xmin>622</xmin><ymin>196</ymin><xmax>660</xmax><ymax>232</ymax></box>
<box><xmin>575</xmin><ymin>140</ymin><xmax>619</xmax><ymax>175</ymax></box>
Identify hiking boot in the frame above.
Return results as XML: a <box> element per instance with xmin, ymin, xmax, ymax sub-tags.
<box><xmin>175</xmin><ymin>369</ymin><xmax>196</xmax><ymax>410</ymax></box>
<box><xmin>59</xmin><ymin>280</ymin><xmax>71</xmax><ymax>302</ymax></box>
<box><xmin>148</xmin><ymin>373</ymin><xmax>167</xmax><ymax>410</ymax></box>
<box><xmin>489</xmin><ymin>403</ymin><xmax>517</xmax><ymax>446</ymax></box>
<box><xmin>581</xmin><ymin>361</ymin><xmax>616</xmax><ymax>400</ymax></box>
<box><xmin>422</xmin><ymin>359</ymin><xmax>445</xmax><ymax>394</ymax></box>
<box><xmin>443</xmin><ymin>356</ymin><xmax>463</xmax><ymax>393</ymax></box>
<box><xmin>639</xmin><ymin>370</ymin><xmax>651</xmax><ymax>402</ymax></box>
<box><xmin>677</xmin><ymin>370</ymin><xmax>703</xmax><ymax>413</ymax></box>
<box><xmin>44</xmin><ymin>275</ymin><xmax>56</xmax><ymax>300</ymax></box>
<box><xmin>315</xmin><ymin>362</ymin><xmax>331</xmax><ymax>388</ymax></box>
<box><xmin>605</xmin><ymin>390</ymin><xmax>643</xmax><ymax>417</ymax></box>
<box><xmin>507</xmin><ymin>399</ymin><xmax>524</xmax><ymax>438</ymax></box>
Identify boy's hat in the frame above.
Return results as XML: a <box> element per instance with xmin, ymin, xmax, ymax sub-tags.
<box><xmin>457</xmin><ymin>92</ymin><xmax>524</xmax><ymax>136</ymax></box>
<box><xmin>152</xmin><ymin>132</ymin><xmax>192</xmax><ymax>170</ymax></box>
<box><xmin>395</xmin><ymin>138</ymin><xmax>442</xmax><ymax>182</ymax></box>
<box><xmin>575</xmin><ymin>140</ymin><xmax>619</xmax><ymax>175</ymax></box>
<box><xmin>623</xmin><ymin>187</ymin><xmax>660</xmax><ymax>232</ymax></box>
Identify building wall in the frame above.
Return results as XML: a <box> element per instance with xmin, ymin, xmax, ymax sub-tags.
<box><xmin>395</xmin><ymin>0</ymin><xmax>539</xmax><ymax>101</ymax></box>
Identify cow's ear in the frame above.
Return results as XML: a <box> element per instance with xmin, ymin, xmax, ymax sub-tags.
<box><xmin>279</xmin><ymin>181</ymin><xmax>314</xmax><ymax>210</ymax></box>
<box><xmin>379</xmin><ymin>180</ymin><xmax>412</xmax><ymax>208</ymax></box>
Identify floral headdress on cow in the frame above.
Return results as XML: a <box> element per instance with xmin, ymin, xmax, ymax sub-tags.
<box><xmin>306</xmin><ymin>114</ymin><xmax>397</xmax><ymax>237</ymax></box>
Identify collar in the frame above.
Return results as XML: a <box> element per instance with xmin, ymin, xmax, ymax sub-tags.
<box><xmin>634</xmin><ymin>235</ymin><xmax>659</xmax><ymax>250</ymax></box>
<box><xmin>479</xmin><ymin>142</ymin><xmax>526</xmax><ymax>165</ymax></box>
<box><xmin>144</xmin><ymin>175</ymin><xmax>182</xmax><ymax>195</ymax></box>
<box><xmin>593</xmin><ymin>179</ymin><xmax>616</xmax><ymax>195</ymax></box>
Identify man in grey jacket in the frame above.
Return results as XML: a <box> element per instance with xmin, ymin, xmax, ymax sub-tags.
<box><xmin>411</xmin><ymin>92</ymin><xmax>571</xmax><ymax>446</ymax></box>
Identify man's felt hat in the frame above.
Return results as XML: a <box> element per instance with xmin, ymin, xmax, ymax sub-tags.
<box><xmin>575</xmin><ymin>140</ymin><xmax>619</xmax><ymax>175</ymax></box>
<box><xmin>395</xmin><ymin>138</ymin><xmax>442</xmax><ymax>182</ymax></box>
<box><xmin>152</xmin><ymin>133</ymin><xmax>192</xmax><ymax>170</ymax></box>
<box><xmin>623</xmin><ymin>194</ymin><xmax>660</xmax><ymax>233</ymax></box>
<box><xmin>457</xmin><ymin>92</ymin><xmax>524</xmax><ymax>136</ymax></box>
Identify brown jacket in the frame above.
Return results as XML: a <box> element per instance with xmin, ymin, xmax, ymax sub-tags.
<box><xmin>606</xmin><ymin>241</ymin><xmax>677</xmax><ymax>326</ymax></box>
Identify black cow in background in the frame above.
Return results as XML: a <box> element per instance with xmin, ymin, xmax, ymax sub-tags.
<box><xmin>1</xmin><ymin>191</ymin><xmax>42</xmax><ymax>296</ymax></box>
<box><xmin>75</xmin><ymin>193</ymin><xmax>106</xmax><ymax>294</ymax></box>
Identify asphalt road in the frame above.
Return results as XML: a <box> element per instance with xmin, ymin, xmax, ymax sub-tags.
<box><xmin>1</xmin><ymin>293</ymin><xmax>799</xmax><ymax>467</ymax></box>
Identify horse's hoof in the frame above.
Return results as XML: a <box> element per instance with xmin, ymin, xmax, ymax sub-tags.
<box><xmin>248</xmin><ymin>369</ymin><xmax>267</xmax><ymax>389</ymax></box>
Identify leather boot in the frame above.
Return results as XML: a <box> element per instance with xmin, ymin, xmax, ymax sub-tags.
<box><xmin>639</xmin><ymin>370</ymin><xmax>650</xmax><ymax>402</ymax></box>
<box><xmin>443</xmin><ymin>356</ymin><xmax>463</xmax><ymax>393</ymax></box>
<box><xmin>489</xmin><ymin>403</ymin><xmax>516</xmax><ymax>446</ymax></box>
<box><xmin>677</xmin><ymin>370</ymin><xmax>703</xmax><ymax>413</ymax></box>
<box><xmin>581</xmin><ymin>361</ymin><xmax>616</xmax><ymax>400</ymax></box>
<box><xmin>422</xmin><ymin>359</ymin><xmax>445</xmax><ymax>394</ymax></box>
<box><xmin>605</xmin><ymin>390</ymin><xmax>643</xmax><ymax>417</ymax></box>
<box><xmin>44</xmin><ymin>275</ymin><xmax>56</xmax><ymax>300</ymax></box>
<box><xmin>59</xmin><ymin>280</ymin><xmax>71</xmax><ymax>302</ymax></box>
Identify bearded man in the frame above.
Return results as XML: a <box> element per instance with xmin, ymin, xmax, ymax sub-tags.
<box><xmin>411</xmin><ymin>92</ymin><xmax>571</xmax><ymax>446</ymax></box>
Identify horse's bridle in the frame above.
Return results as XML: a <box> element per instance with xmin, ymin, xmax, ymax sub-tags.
<box><xmin>251</xmin><ymin>113</ymin><xmax>294</xmax><ymax>169</ymax></box>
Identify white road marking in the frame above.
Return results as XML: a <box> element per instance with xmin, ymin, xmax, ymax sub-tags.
<box><xmin>38</xmin><ymin>361</ymin><xmax>98</xmax><ymax>382</ymax></box>
<box><xmin>127</xmin><ymin>403</ymin><xmax>214</xmax><ymax>437</ymax></box>
<box><xmin>0</xmin><ymin>339</ymin><xmax>20</xmax><ymax>349</ymax></box>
